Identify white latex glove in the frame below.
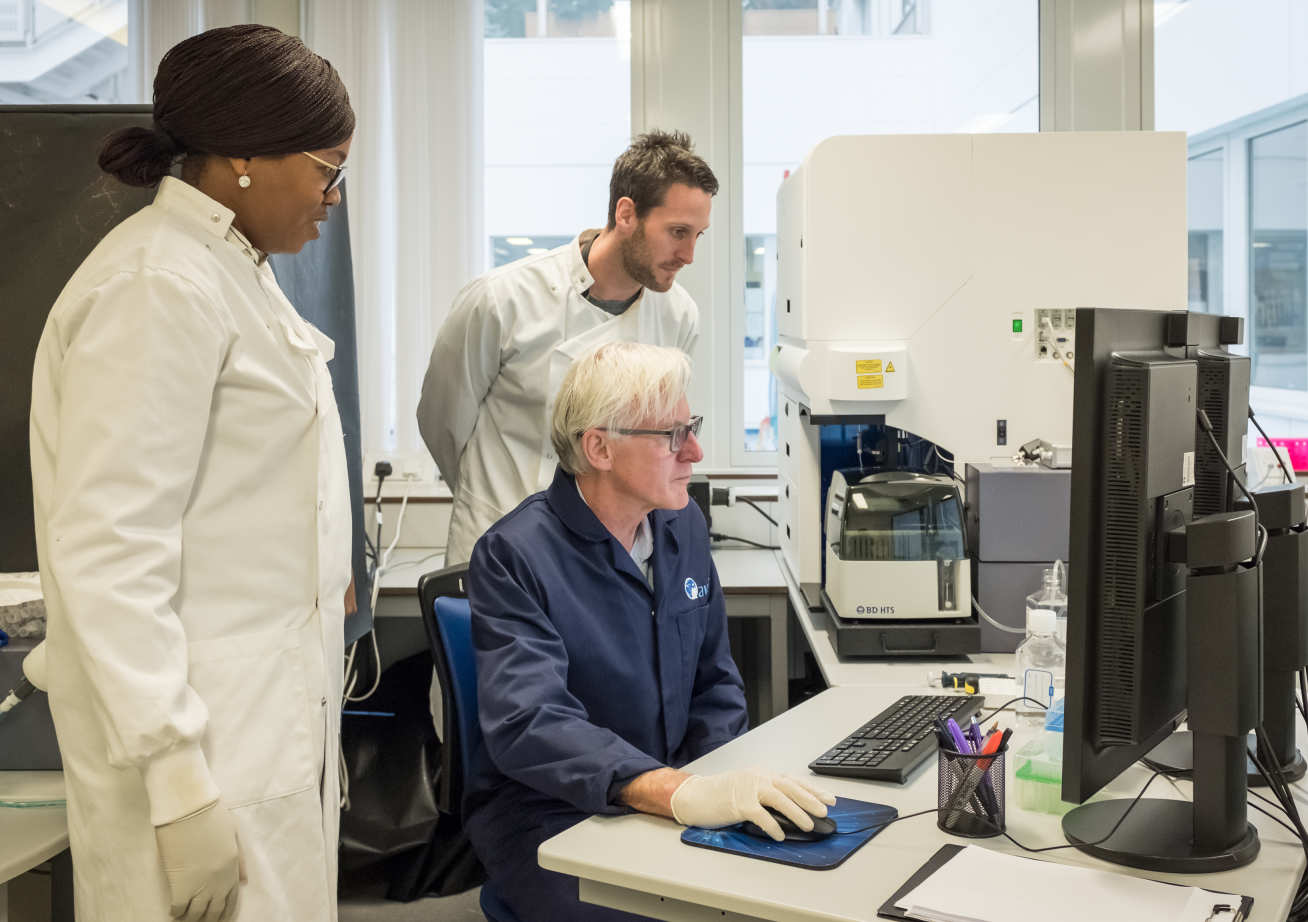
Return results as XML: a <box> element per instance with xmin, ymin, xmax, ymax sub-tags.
<box><xmin>669</xmin><ymin>768</ymin><xmax>837</xmax><ymax>841</ymax></box>
<box><xmin>155</xmin><ymin>800</ymin><xmax>245</xmax><ymax>922</ymax></box>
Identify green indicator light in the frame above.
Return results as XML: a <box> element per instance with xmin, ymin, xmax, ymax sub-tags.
<box><xmin>1012</xmin><ymin>318</ymin><xmax>1023</xmax><ymax>333</ymax></box>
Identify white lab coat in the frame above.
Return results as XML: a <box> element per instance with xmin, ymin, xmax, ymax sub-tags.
<box><xmin>29</xmin><ymin>177</ymin><xmax>351</xmax><ymax>921</ymax></box>
<box><xmin>417</xmin><ymin>231</ymin><xmax>699</xmax><ymax>565</ymax></box>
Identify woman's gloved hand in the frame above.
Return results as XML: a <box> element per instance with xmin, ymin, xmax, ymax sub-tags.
<box><xmin>154</xmin><ymin>800</ymin><xmax>245</xmax><ymax>921</ymax></box>
<box><xmin>669</xmin><ymin>768</ymin><xmax>837</xmax><ymax>841</ymax></box>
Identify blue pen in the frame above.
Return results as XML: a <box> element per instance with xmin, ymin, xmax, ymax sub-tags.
<box><xmin>968</xmin><ymin>716</ymin><xmax>983</xmax><ymax>751</ymax></box>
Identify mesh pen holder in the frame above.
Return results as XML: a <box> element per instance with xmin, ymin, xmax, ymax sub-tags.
<box><xmin>937</xmin><ymin>744</ymin><xmax>1007</xmax><ymax>838</ymax></box>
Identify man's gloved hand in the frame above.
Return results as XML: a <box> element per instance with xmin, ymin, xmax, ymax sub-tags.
<box><xmin>155</xmin><ymin>800</ymin><xmax>245</xmax><ymax>921</ymax></box>
<box><xmin>669</xmin><ymin>768</ymin><xmax>837</xmax><ymax>841</ymax></box>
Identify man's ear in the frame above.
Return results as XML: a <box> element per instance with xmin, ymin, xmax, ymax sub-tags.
<box><xmin>613</xmin><ymin>196</ymin><xmax>638</xmax><ymax>234</ymax></box>
<box><xmin>580</xmin><ymin>429</ymin><xmax>615</xmax><ymax>472</ymax></box>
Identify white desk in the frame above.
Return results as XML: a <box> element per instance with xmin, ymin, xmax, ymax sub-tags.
<box><xmin>539</xmin><ymin>685</ymin><xmax>1307</xmax><ymax>921</ymax></box>
<box><xmin>0</xmin><ymin>772</ymin><xmax>68</xmax><ymax>922</ymax></box>
<box><xmin>374</xmin><ymin>547</ymin><xmax>791</xmax><ymax>723</ymax></box>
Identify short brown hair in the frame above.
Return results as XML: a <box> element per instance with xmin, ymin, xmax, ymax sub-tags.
<box><xmin>606</xmin><ymin>130</ymin><xmax>718</xmax><ymax>229</ymax></box>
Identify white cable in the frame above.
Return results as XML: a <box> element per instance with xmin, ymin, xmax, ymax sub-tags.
<box><xmin>1041</xmin><ymin>316</ymin><xmax>1075</xmax><ymax>372</ymax></box>
<box><xmin>345</xmin><ymin>484</ymin><xmax>409</xmax><ymax>705</ymax></box>
<box><xmin>973</xmin><ymin>594</ymin><xmax>1025</xmax><ymax>634</ymax></box>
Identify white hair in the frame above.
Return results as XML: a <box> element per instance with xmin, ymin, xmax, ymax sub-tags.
<box><xmin>550</xmin><ymin>342</ymin><xmax>693</xmax><ymax>475</ymax></box>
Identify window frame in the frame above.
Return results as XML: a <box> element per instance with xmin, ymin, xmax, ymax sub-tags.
<box><xmin>1187</xmin><ymin>96</ymin><xmax>1308</xmax><ymax>421</ymax></box>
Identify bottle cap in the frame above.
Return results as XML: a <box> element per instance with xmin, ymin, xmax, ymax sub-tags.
<box><xmin>1027</xmin><ymin>608</ymin><xmax>1056</xmax><ymax>634</ymax></box>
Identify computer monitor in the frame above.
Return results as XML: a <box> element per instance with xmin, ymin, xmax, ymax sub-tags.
<box><xmin>1188</xmin><ymin>314</ymin><xmax>1250</xmax><ymax>517</ymax></box>
<box><xmin>1061</xmin><ymin>307</ymin><xmax>1261</xmax><ymax>873</ymax></box>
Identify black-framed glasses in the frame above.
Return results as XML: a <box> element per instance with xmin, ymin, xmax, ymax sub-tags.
<box><xmin>302</xmin><ymin>151</ymin><xmax>347</xmax><ymax>193</ymax></box>
<box><xmin>600</xmin><ymin>415</ymin><xmax>703</xmax><ymax>453</ymax></box>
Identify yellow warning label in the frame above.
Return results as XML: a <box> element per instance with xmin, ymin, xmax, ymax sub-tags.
<box><xmin>855</xmin><ymin>359</ymin><xmax>882</xmax><ymax>374</ymax></box>
<box><xmin>857</xmin><ymin>374</ymin><xmax>884</xmax><ymax>389</ymax></box>
<box><xmin>886</xmin><ymin>361</ymin><xmax>896</xmax><ymax>373</ymax></box>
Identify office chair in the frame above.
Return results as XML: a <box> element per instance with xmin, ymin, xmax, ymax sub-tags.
<box><xmin>417</xmin><ymin>566</ymin><xmax>521</xmax><ymax>922</ymax></box>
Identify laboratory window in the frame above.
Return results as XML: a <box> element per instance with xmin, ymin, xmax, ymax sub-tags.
<box><xmin>0</xmin><ymin>0</ymin><xmax>133</xmax><ymax>104</ymax></box>
<box><xmin>737</xmin><ymin>0</ymin><xmax>1037</xmax><ymax>459</ymax></box>
<box><xmin>484</xmin><ymin>0</ymin><xmax>630</xmax><ymax>275</ymax></box>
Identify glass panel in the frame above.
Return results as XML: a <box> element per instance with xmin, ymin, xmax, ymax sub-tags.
<box><xmin>742</xmin><ymin>0</ymin><xmax>925</xmax><ymax>37</ymax></box>
<box><xmin>484</xmin><ymin>4</ymin><xmax>630</xmax><ymax>270</ymax></box>
<box><xmin>1250</xmin><ymin>121</ymin><xmax>1307</xmax><ymax>392</ymax></box>
<box><xmin>486</xmin><ymin>0</ymin><xmax>628</xmax><ymax>38</ymax></box>
<box><xmin>840</xmin><ymin>479</ymin><xmax>964</xmax><ymax>561</ymax></box>
<box><xmin>490</xmin><ymin>234</ymin><xmax>573</xmax><ymax>268</ymax></box>
<box><xmin>1155</xmin><ymin>1</ymin><xmax>1308</xmax><ymax>136</ymax></box>
<box><xmin>741</xmin><ymin>0</ymin><xmax>1038</xmax><ymax>453</ymax></box>
<box><xmin>0</xmin><ymin>0</ymin><xmax>133</xmax><ymax>104</ymax></box>
<box><xmin>1187</xmin><ymin>149</ymin><xmax>1224</xmax><ymax>314</ymax></box>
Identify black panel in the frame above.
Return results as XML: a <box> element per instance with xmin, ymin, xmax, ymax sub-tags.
<box><xmin>1</xmin><ymin>105</ymin><xmax>154</xmax><ymax>571</ymax></box>
<box><xmin>1</xmin><ymin>106</ymin><xmax>371</xmax><ymax>641</ymax></box>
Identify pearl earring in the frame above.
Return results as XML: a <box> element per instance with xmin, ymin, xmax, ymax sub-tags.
<box><xmin>237</xmin><ymin>175</ymin><xmax>251</xmax><ymax>189</ymax></box>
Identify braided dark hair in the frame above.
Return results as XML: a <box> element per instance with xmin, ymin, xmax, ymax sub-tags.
<box><xmin>606</xmin><ymin>130</ymin><xmax>718</xmax><ymax>229</ymax></box>
<box><xmin>99</xmin><ymin>24</ymin><xmax>355</xmax><ymax>187</ymax></box>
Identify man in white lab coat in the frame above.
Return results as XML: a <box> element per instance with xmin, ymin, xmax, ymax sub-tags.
<box><xmin>417</xmin><ymin>130</ymin><xmax>717</xmax><ymax>566</ymax></box>
<box><xmin>29</xmin><ymin>25</ymin><xmax>354</xmax><ymax>922</ymax></box>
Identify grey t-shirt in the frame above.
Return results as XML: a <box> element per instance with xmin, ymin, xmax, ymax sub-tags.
<box><xmin>579</xmin><ymin>229</ymin><xmax>641</xmax><ymax>315</ymax></box>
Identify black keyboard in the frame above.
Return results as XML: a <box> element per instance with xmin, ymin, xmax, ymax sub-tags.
<box><xmin>809</xmin><ymin>694</ymin><xmax>984</xmax><ymax>784</ymax></box>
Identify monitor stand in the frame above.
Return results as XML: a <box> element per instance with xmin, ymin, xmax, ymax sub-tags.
<box><xmin>1064</xmin><ymin>510</ymin><xmax>1262</xmax><ymax>873</ymax></box>
<box><xmin>1063</xmin><ymin>735</ymin><xmax>1260</xmax><ymax>873</ymax></box>
<box><xmin>1144</xmin><ymin>729</ymin><xmax>1306</xmax><ymax>786</ymax></box>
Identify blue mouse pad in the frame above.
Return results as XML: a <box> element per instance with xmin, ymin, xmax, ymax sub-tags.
<box><xmin>680</xmin><ymin>796</ymin><xmax>898</xmax><ymax>870</ymax></box>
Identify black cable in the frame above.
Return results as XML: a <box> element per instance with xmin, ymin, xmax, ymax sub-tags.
<box><xmin>856</xmin><ymin>768</ymin><xmax>1168</xmax><ymax>855</ymax></box>
<box><xmin>1299</xmin><ymin>669</ymin><xmax>1308</xmax><ymax>735</ymax></box>
<box><xmin>738</xmin><ymin>497</ymin><xmax>779</xmax><ymax>527</ymax></box>
<box><xmin>975</xmin><ymin>696</ymin><xmax>1048</xmax><ymax>724</ymax></box>
<box><xmin>1249</xmin><ymin>800</ymin><xmax>1301</xmax><ymax>838</ymax></box>
<box><xmin>1248</xmin><ymin>405</ymin><xmax>1295</xmax><ymax>485</ymax></box>
<box><xmin>710</xmin><ymin>532</ymin><xmax>780</xmax><ymax>550</ymax></box>
<box><xmin>1250</xmin><ymin>725</ymin><xmax>1308</xmax><ymax>861</ymax></box>
<box><xmin>998</xmin><ymin>769</ymin><xmax>1169</xmax><ymax>854</ymax></box>
<box><xmin>1198</xmin><ymin>409</ymin><xmax>1264</xmax><ymax>565</ymax></box>
<box><xmin>372</xmin><ymin>473</ymin><xmax>387</xmax><ymax>571</ymax></box>
<box><xmin>1250</xmin><ymin>786</ymin><xmax>1293</xmax><ymax>819</ymax></box>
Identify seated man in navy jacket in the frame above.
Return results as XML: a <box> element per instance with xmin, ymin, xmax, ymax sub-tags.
<box><xmin>464</xmin><ymin>342</ymin><xmax>835</xmax><ymax>920</ymax></box>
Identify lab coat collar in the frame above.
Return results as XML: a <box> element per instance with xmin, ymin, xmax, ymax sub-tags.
<box><xmin>154</xmin><ymin>176</ymin><xmax>238</xmax><ymax>243</ymax></box>
<box><xmin>565</xmin><ymin>229</ymin><xmax>599</xmax><ymax>296</ymax></box>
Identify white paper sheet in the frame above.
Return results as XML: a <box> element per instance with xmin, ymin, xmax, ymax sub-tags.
<box><xmin>897</xmin><ymin>846</ymin><xmax>1245</xmax><ymax>922</ymax></box>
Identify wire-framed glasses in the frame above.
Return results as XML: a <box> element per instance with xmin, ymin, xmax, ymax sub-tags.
<box><xmin>302</xmin><ymin>150</ymin><xmax>347</xmax><ymax>192</ymax></box>
<box><xmin>601</xmin><ymin>415</ymin><xmax>703</xmax><ymax>453</ymax></box>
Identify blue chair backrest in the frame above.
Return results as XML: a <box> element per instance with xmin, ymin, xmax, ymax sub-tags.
<box><xmin>433</xmin><ymin>596</ymin><xmax>483</xmax><ymax>805</ymax></box>
<box><xmin>430</xmin><ymin>596</ymin><xmax>522</xmax><ymax>922</ymax></box>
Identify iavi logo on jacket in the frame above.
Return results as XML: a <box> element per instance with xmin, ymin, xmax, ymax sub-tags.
<box><xmin>683</xmin><ymin>577</ymin><xmax>708</xmax><ymax>600</ymax></box>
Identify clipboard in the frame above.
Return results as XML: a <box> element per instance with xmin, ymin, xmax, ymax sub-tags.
<box><xmin>877</xmin><ymin>844</ymin><xmax>965</xmax><ymax>920</ymax></box>
<box><xmin>876</xmin><ymin>844</ymin><xmax>1255</xmax><ymax>922</ymax></box>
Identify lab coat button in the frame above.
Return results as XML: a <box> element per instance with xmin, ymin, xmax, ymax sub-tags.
<box><xmin>210</xmin><ymin>214</ymin><xmax>220</xmax><ymax>223</ymax></box>
<box><xmin>318</xmin><ymin>500</ymin><xmax>324</xmax><ymax>511</ymax></box>
<box><xmin>320</xmin><ymin>697</ymin><xmax>327</xmax><ymax>707</ymax></box>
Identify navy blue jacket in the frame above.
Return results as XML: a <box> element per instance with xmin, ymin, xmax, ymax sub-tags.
<box><xmin>463</xmin><ymin>466</ymin><xmax>748</xmax><ymax>880</ymax></box>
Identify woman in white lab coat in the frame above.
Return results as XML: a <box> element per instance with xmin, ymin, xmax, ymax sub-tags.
<box><xmin>29</xmin><ymin>24</ymin><xmax>355</xmax><ymax>922</ymax></box>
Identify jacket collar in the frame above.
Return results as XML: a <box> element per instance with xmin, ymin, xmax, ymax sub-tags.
<box><xmin>546</xmin><ymin>467</ymin><xmax>684</xmax><ymax>592</ymax></box>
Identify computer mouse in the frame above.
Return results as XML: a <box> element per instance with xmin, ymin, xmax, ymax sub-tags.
<box><xmin>738</xmin><ymin>807</ymin><xmax>837</xmax><ymax>842</ymax></box>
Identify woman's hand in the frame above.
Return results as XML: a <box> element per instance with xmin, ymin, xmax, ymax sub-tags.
<box><xmin>344</xmin><ymin>576</ymin><xmax>357</xmax><ymax>616</ymax></box>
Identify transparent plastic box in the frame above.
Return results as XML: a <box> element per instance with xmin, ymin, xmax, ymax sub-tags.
<box><xmin>1013</xmin><ymin>734</ymin><xmax>1073</xmax><ymax>816</ymax></box>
